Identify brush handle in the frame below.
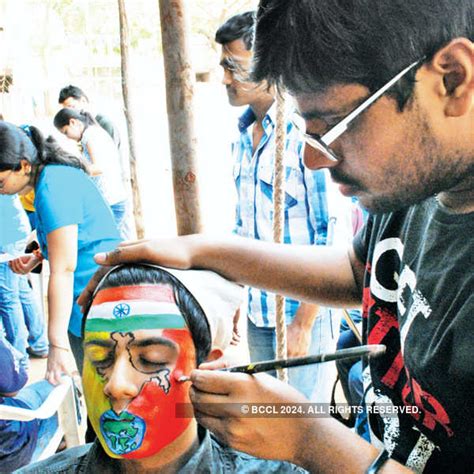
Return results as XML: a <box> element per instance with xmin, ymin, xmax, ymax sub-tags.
<box><xmin>223</xmin><ymin>344</ymin><xmax>386</xmax><ymax>375</ymax></box>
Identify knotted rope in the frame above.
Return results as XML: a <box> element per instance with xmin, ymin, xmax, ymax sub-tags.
<box><xmin>273</xmin><ymin>91</ymin><xmax>288</xmax><ymax>383</ymax></box>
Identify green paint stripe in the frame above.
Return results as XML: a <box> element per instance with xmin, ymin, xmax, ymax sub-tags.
<box><xmin>85</xmin><ymin>314</ymin><xmax>186</xmax><ymax>332</ymax></box>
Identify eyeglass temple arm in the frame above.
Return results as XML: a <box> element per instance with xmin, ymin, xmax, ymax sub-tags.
<box><xmin>322</xmin><ymin>59</ymin><xmax>422</xmax><ymax>145</ymax></box>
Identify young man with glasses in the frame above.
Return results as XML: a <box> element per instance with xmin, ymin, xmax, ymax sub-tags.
<box><xmin>80</xmin><ymin>1</ymin><xmax>473</xmax><ymax>471</ymax></box>
<box><xmin>214</xmin><ymin>11</ymin><xmax>342</xmax><ymax>403</ymax></box>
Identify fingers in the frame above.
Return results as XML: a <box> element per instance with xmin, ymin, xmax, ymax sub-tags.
<box><xmin>195</xmin><ymin>413</ymin><xmax>233</xmax><ymax>445</ymax></box>
<box><xmin>46</xmin><ymin>367</ymin><xmax>68</xmax><ymax>386</ymax></box>
<box><xmin>94</xmin><ymin>241</ymin><xmax>151</xmax><ymax>266</ymax></box>
<box><xmin>9</xmin><ymin>256</ymin><xmax>34</xmax><ymax>274</ymax></box>
<box><xmin>77</xmin><ymin>265</ymin><xmax>111</xmax><ymax>310</ymax></box>
<box><xmin>190</xmin><ymin>368</ymin><xmax>248</xmax><ymax>396</ymax></box>
<box><xmin>117</xmin><ymin>239</ymin><xmax>150</xmax><ymax>248</ymax></box>
<box><xmin>198</xmin><ymin>359</ymin><xmax>230</xmax><ymax>371</ymax></box>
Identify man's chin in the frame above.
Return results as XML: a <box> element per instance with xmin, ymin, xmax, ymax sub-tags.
<box><xmin>358</xmin><ymin>192</ymin><xmax>424</xmax><ymax>214</ymax></box>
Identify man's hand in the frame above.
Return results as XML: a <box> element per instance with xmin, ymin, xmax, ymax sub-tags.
<box><xmin>9</xmin><ymin>254</ymin><xmax>41</xmax><ymax>275</ymax></box>
<box><xmin>77</xmin><ymin>236</ymin><xmax>200</xmax><ymax>310</ymax></box>
<box><xmin>286</xmin><ymin>320</ymin><xmax>312</xmax><ymax>358</ymax></box>
<box><xmin>286</xmin><ymin>303</ymin><xmax>319</xmax><ymax>357</ymax></box>
<box><xmin>230</xmin><ymin>308</ymin><xmax>241</xmax><ymax>346</ymax></box>
<box><xmin>46</xmin><ymin>346</ymin><xmax>73</xmax><ymax>385</ymax></box>
<box><xmin>189</xmin><ymin>368</ymin><xmax>308</xmax><ymax>463</ymax></box>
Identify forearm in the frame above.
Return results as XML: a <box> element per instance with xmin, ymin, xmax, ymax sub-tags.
<box><xmin>47</xmin><ymin>271</ymin><xmax>74</xmax><ymax>346</ymax></box>
<box><xmin>294</xmin><ymin>417</ymin><xmax>411</xmax><ymax>473</ymax></box>
<box><xmin>191</xmin><ymin>235</ymin><xmax>361</xmax><ymax>307</ymax></box>
<box><xmin>291</xmin><ymin>302</ymin><xmax>319</xmax><ymax>329</ymax></box>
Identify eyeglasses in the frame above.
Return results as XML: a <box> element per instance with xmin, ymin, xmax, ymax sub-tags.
<box><xmin>0</xmin><ymin>170</ymin><xmax>14</xmax><ymax>190</ymax></box>
<box><xmin>292</xmin><ymin>59</ymin><xmax>423</xmax><ymax>162</ymax></box>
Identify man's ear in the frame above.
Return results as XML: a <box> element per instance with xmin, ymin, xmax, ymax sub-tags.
<box><xmin>205</xmin><ymin>347</ymin><xmax>224</xmax><ymax>363</ymax></box>
<box><xmin>429</xmin><ymin>38</ymin><xmax>474</xmax><ymax>117</ymax></box>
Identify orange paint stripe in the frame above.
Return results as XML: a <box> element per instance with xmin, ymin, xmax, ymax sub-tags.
<box><xmin>92</xmin><ymin>285</ymin><xmax>175</xmax><ymax>305</ymax></box>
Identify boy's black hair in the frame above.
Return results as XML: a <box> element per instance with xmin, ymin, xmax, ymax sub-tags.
<box><xmin>253</xmin><ymin>0</ymin><xmax>473</xmax><ymax>108</ymax></box>
<box><xmin>82</xmin><ymin>265</ymin><xmax>212</xmax><ymax>365</ymax></box>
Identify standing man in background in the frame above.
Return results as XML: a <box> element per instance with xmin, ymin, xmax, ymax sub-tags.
<box><xmin>215</xmin><ymin>12</ymin><xmax>339</xmax><ymax>401</ymax></box>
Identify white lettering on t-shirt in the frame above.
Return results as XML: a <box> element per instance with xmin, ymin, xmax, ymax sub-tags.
<box><xmin>370</xmin><ymin>237</ymin><xmax>404</xmax><ymax>303</ymax></box>
<box><xmin>370</xmin><ymin>238</ymin><xmax>432</xmax><ymax>353</ymax></box>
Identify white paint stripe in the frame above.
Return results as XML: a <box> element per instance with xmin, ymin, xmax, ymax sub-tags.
<box><xmin>88</xmin><ymin>300</ymin><xmax>182</xmax><ymax>320</ymax></box>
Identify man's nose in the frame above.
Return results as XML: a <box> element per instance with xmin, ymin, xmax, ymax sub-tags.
<box><xmin>103</xmin><ymin>358</ymin><xmax>140</xmax><ymax>414</ymax></box>
<box><xmin>303</xmin><ymin>143</ymin><xmax>339</xmax><ymax>170</ymax></box>
<box><xmin>221</xmin><ymin>69</ymin><xmax>233</xmax><ymax>85</ymax></box>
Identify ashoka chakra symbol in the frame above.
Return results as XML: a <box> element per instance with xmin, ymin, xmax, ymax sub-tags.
<box><xmin>113</xmin><ymin>303</ymin><xmax>131</xmax><ymax>318</ymax></box>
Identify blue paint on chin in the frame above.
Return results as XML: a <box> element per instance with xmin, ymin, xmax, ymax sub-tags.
<box><xmin>100</xmin><ymin>410</ymin><xmax>146</xmax><ymax>455</ymax></box>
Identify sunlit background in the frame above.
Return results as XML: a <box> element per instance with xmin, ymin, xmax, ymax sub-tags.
<box><xmin>0</xmin><ymin>0</ymin><xmax>258</xmax><ymax>236</ymax></box>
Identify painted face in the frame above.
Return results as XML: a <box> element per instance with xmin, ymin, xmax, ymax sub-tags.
<box><xmin>295</xmin><ymin>77</ymin><xmax>464</xmax><ymax>213</ymax></box>
<box><xmin>219</xmin><ymin>38</ymin><xmax>271</xmax><ymax>107</ymax></box>
<box><xmin>83</xmin><ymin>284</ymin><xmax>196</xmax><ymax>460</ymax></box>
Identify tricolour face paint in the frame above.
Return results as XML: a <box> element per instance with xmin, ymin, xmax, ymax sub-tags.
<box><xmin>83</xmin><ymin>285</ymin><xmax>196</xmax><ymax>460</ymax></box>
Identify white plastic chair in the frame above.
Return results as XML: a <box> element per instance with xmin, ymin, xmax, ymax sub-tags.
<box><xmin>0</xmin><ymin>376</ymin><xmax>83</xmax><ymax>461</ymax></box>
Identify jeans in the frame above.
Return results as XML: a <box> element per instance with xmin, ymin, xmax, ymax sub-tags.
<box><xmin>0</xmin><ymin>242</ymin><xmax>48</xmax><ymax>365</ymax></box>
<box><xmin>247</xmin><ymin>309</ymin><xmax>340</xmax><ymax>401</ymax></box>
<box><xmin>110</xmin><ymin>201</ymin><xmax>128</xmax><ymax>240</ymax></box>
<box><xmin>336</xmin><ymin>329</ymin><xmax>364</xmax><ymax>408</ymax></box>
<box><xmin>2</xmin><ymin>380</ymin><xmax>58</xmax><ymax>465</ymax></box>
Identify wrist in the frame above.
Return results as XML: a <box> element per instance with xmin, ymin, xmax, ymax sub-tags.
<box><xmin>289</xmin><ymin>318</ymin><xmax>313</xmax><ymax>331</ymax></box>
<box><xmin>49</xmin><ymin>342</ymin><xmax>70</xmax><ymax>352</ymax></box>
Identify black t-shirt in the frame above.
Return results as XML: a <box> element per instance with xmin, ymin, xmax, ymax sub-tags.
<box><xmin>353</xmin><ymin>197</ymin><xmax>474</xmax><ymax>472</ymax></box>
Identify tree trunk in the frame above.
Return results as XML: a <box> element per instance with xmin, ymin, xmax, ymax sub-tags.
<box><xmin>117</xmin><ymin>0</ymin><xmax>145</xmax><ymax>239</ymax></box>
<box><xmin>158</xmin><ymin>0</ymin><xmax>202</xmax><ymax>235</ymax></box>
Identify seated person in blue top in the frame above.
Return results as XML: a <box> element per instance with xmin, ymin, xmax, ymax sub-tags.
<box><xmin>0</xmin><ymin>122</ymin><xmax>122</xmax><ymax>384</ymax></box>
<box><xmin>0</xmin><ymin>334</ymin><xmax>58</xmax><ymax>472</ymax></box>
<box><xmin>19</xmin><ymin>264</ymin><xmax>305</xmax><ymax>473</ymax></box>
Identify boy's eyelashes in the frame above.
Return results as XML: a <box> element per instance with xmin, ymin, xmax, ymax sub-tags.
<box><xmin>86</xmin><ymin>350</ymin><xmax>170</xmax><ymax>373</ymax></box>
<box><xmin>89</xmin><ymin>353</ymin><xmax>114</xmax><ymax>370</ymax></box>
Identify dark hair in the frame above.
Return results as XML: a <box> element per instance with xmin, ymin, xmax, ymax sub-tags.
<box><xmin>215</xmin><ymin>11</ymin><xmax>256</xmax><ymax>50</ymax></box>
<box><xmin>83</xmin><ymin>265</ymin><xmax>212</xmax><ymax>365</ymax></box>
<box><xmin>253</xmin><ymin>0</ymin><xmax>473</xmax><ymax>108</ymax></box>
<box><xmin>0</xmin><ymin>121</ymin><xmax>88</xmax><ymax>174</ymax></box>
<box><xmin>53</xmin><ymin>108</ymin><xmax>96</xmax><ymax>130</ymax></box>
<box><xmin>58</xmin><ymin>85</ymin><xmax>89</xmax><ymax>104</ymax></box>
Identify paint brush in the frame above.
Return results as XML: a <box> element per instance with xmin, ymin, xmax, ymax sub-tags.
<box><xmin>177</xmin><ymin>344</ymin><xmax>385</xmax><ymax>382</ymax></box>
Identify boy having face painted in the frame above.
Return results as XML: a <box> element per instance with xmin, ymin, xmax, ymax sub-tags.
<box><xmin>19</xmin><ymin>264</ymin><xmax>306</xmax><ymax>473</ymax></box>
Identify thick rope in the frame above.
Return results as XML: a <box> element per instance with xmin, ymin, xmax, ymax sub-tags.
<box><xmin>273</xmin><ymin>92</ymin><xmax>288</xmax><ymax>383</ymax></box>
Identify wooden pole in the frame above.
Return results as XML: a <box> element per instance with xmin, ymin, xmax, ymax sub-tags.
<box><xmin>158</xmin><ymin>0</ymin><xmax>202</xmax><ymax>235</ymax></box>
<box><xmin>117</xmin><ymin>0</ymin><xmax>145</xmax><ymax>239</ymax></box>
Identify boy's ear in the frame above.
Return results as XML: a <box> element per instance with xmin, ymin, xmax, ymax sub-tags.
<box><xmin>205</xmin><ymin>347</ymin><xmax>224</xmax><ymax>363</ymax></box>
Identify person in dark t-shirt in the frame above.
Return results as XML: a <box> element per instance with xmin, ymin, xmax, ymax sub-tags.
<box><xmin>75</xmin><ymin>1</ymin><xmax>474</xmax><ymax>472</ymax></box>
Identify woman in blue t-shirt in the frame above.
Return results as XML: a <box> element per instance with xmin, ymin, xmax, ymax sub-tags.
<box><xmin>0</xmin><ymin>122</ymin><xmax>121</xmax><ymax>384</ymax></box>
